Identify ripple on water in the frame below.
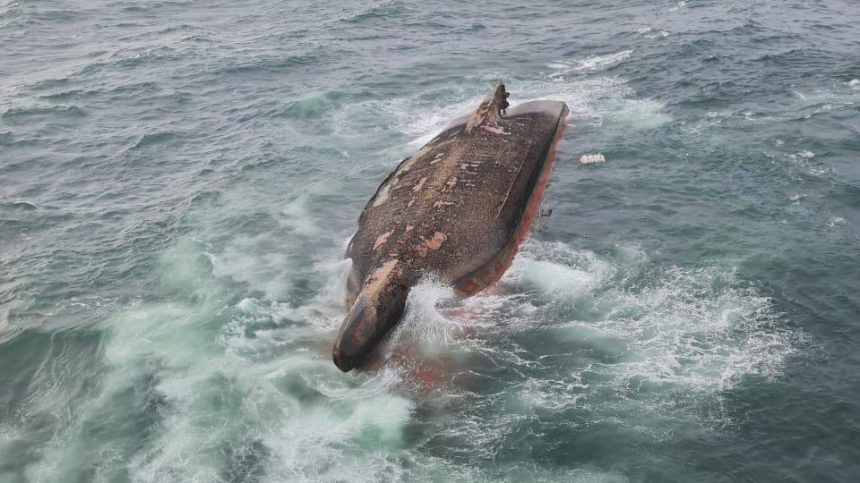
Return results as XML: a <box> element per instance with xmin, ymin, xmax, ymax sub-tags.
<box><xmin>0</xmin><ymin>105</ymin><xmax>87</xmax><ymax>124</ymax></box>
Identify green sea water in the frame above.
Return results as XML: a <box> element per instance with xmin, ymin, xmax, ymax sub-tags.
<box><xmin>2</xmin><ymin>0</ymin><xmax>860</xmax><ymax>481</ymax></box>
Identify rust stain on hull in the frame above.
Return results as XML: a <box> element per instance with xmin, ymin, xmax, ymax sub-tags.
<box><xmin>333</xmin><ymin>83</ymin><xmax>569</xmax><ymax>372</ymax></box>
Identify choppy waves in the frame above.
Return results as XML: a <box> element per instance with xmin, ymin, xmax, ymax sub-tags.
<box><xmin>19</xmin><ymin>234</ymin><xmax>796</xmax><ymax>482</ymax></box>
<box><xmin>3</xmin><ymin>0</ymin><xmax>859</xmax><ymax>480</ymax></box>
<box><xmin>8</xmin><ymin>213</ymin><xmax>802</xmax><ymax>481</ymax></box>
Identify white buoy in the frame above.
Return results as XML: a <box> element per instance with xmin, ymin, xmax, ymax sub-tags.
<box><xmin>580</xmin><ymin>153</ymin><xmax>606</xmax><ymax>164</ymax></box>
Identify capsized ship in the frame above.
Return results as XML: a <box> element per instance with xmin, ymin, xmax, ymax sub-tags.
<box><xmin>333</xmin><ymin>83</ymin><xmax>569</xmax><ymax>372</ymax></box>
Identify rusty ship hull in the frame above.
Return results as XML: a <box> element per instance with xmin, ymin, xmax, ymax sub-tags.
<box><xmin>333</xmin><ymin>84</ymin><xmax>569</xmax><ymax>372</ymax></box>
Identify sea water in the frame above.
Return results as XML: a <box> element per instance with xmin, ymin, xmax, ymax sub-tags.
<box><xmin>2</xmin><ymin>0</ymin><xmax>859</xmax><ymax>481</ymax></box>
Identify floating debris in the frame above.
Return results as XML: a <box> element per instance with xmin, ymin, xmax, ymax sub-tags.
<box><xmin>580</xmin><ymin>153</ymin><xmax>606</xmax><ymax>164</ymax></box>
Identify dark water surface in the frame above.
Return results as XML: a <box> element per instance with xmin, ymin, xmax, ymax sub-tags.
<box><xmin>2</xmin><ymin>0</ymin><xmax>860</xmax><ymax>481</ymax></box>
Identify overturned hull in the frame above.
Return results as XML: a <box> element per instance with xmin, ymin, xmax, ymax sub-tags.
<box><xmin>333</xmin><ymin>83</ymin><xmax>569</xmax><ymax>372</ymax></box>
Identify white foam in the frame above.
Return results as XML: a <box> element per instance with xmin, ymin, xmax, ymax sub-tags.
<box><xmin>512</xmin><ymin>77</ymin><xmax>671</xmax><ymax>131</ymax></box>
<box><xmin>828</xmin><ymin>217</ymin><xmax>846</xmax><ymax>227</ymax></box>
<box><xmin>384</xmin><ymin>276</ymin><xmax>477</xmax><ymax>361</ymax></box>
<box><xmin>669</xmin><ymin>1</ymin><xmax>687</xmax><ymax>11</ymax></box>
<box><xmin>210</xmin><ymin>235</ymin><xmax>293</xmax><ymax>300</ymax></box>
<box><xmin>520</xmin><ymin>260</ymin><xmax>602</xmax><ymax>294</ymax></box>
<box><xmin>603</xmin><ymin>266</ymin><xmax>794</xmax><ymax>391</ymax></box>
<box><xmin>326</xmin><ymin>239</ymin><xmax>802</xmax><ymax>449</ymax></box>
<box><xmin>20</xmin><ymin>230</ymin><xmax>804</xmax><ymax>480</ymax></box>
<box><xmin>28</xmin><ymin>239</ymin><xmax>424</xmax><ymax>483</ymax></box>
<box><xmin>635</xmin><ymin>27</ymin><xmax>670</xmax><ymax>39</ymax></box>
<box><xmin>377</xmin><ymin>95</ymin><xmax>482</xmax><ymax>147</ymax></box>
<box><xmin>333</xmin><ymin>72</ymin><xmax>669</xmax><ymax>155</ymax></box>
<box><xmin>280</xmin><ymin>194</ymin><xmax>321</xmax><ymax>237</ymax></box>
<box><xmin>786</xmin><ymin>150</ymin><xmax>834</xmax><ymax>177</ymax></box>
<box><xmin>574</xmin><ymin>50</ymin><xmax>633</xmax><ymax>71</ymax></box>
<box><xmin>440</xmin><ymin>240</ymin><xmax>801</xmax><ymax>435</ymax></box>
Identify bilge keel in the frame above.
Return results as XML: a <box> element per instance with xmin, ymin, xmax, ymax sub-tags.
<box><xmin>333</xmin><ymin>83</ymin><xmax>569</xmax><ymax>372</ymax></box>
